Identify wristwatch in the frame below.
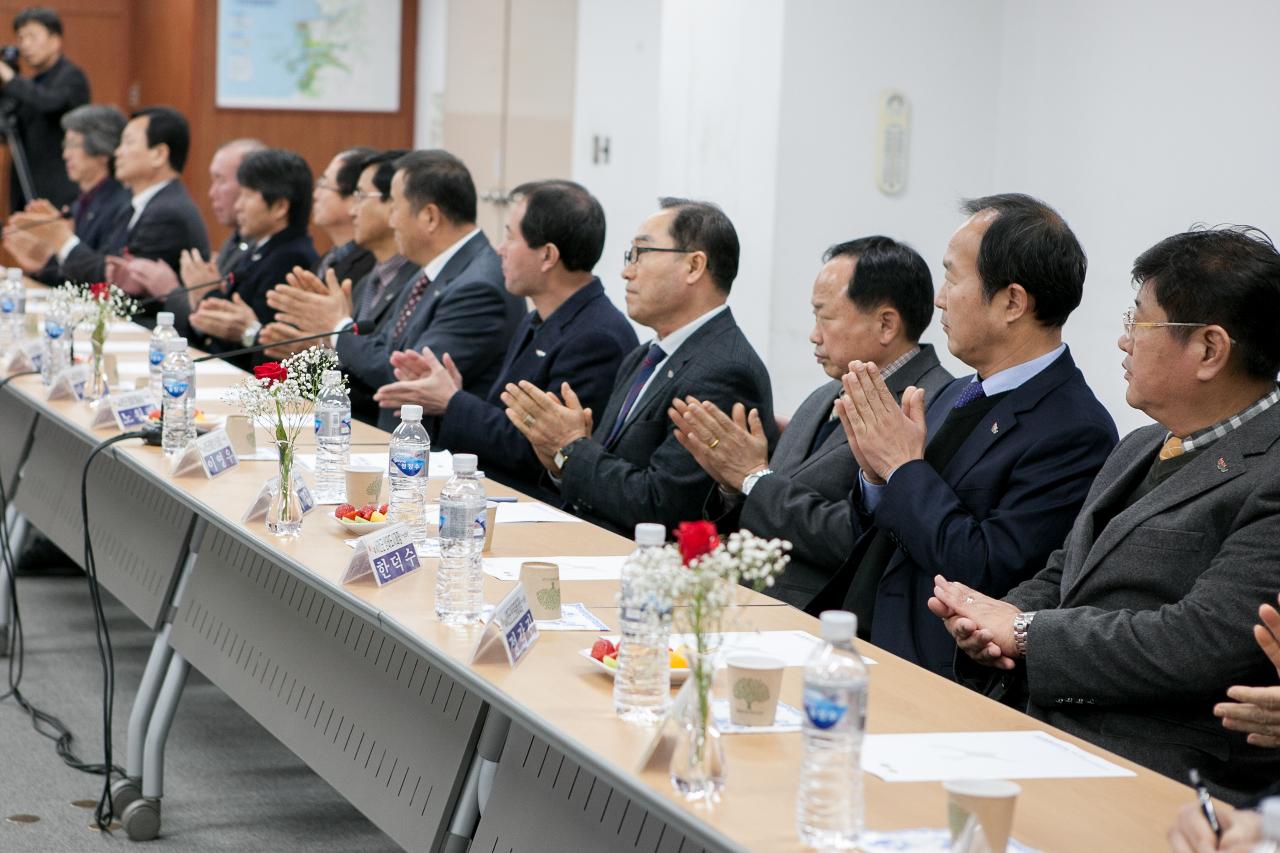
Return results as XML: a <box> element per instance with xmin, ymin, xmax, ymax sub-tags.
<box><xmin>241</xmin><ymin>321</ymin><xmax>262</xmax><ymax>349</ymax></box>
<box><xmin>1013</xmin><ymin>611</ymin><xmax>1037</xmax><ymax>657</ymax></box>
<box><xmin>553</xmin><ymin>436</ymin><xmax>590</xmax><ymax>472</ymax></box>
<box><xmin>740</xmin><ymin>467</ymin><xmax>774</xmax><ymax>496</ymax></box>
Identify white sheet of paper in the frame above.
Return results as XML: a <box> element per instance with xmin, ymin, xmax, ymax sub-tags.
<box><xmin>858</xmin><ymin>829</ymin><xmax>1040</xmax><ymax>853</ymax></box>
<box><xmin>101</xmin><ymin>340</ymin><xmax>151</xmax><ymax>353</ymax></box>
<box><xmin>115</xmin><ymin>362</ymin><xmax>152</xmax><ymax>377</ymax></box>
<box><xmin>481</xmin><ymin>555</ymin><xmax>628</xmax><ymax>581</ymax></box>
<box><xmin>343</xmin><ymin>537</ymin><xmax>440</xmax><ymax>557</ymax></box>
<box><xmin>861</xmin><ymin>730</ymin><xmax>1136</xmax><ymax>782</ymax></box>
<box><xmin>195</xmin><ymin>360</ymin><xmax>244</xmax><ymax>376</ymax></box>
<box><xmin>194</xmin><ymin>386</ymin><xmax>236</xmax><ymax>402</ymax></box>
<box><xmin>667</xmin><ymin>630</ymin><xmax>847</xmax><ymax>668</ymax></box>
<box><xmin>712</xmin><ymin>698</ymin><xmax>803</xmax><ymax>734</ymax></box>
<box><xmin>493</xmin><ymin>502</ymin><xmax>583</xmax><ymax>524</ymax></box>
<box><xmin>532</xmin><ymin>603</ymin><xmax>609</xmax><ymax>631</ymax></box>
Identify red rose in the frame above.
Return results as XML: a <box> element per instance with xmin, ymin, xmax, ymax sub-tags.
<box><xmin>675</xmin><ymin>520</ymin><xmax>719</xmax><ymax>566</ymax></box>
<box><xmin>89</xmin><ymin>282</ymin><xmax>109</xmax><ymax>301</ymax></box>
<box><xmin>253</xmin><ymin>362</ymin><xmax>288</xmax><ymax>386</ymax></box>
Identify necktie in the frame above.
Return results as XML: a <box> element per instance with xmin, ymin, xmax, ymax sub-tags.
<box><xmin>952</xmin><ymin>380</ymin><xmax>987</xmax><ymax>409</ymax></box>
<box><xmin>390</xmin><ymin>272</ymin><xmax>431</xmax><ymax>342</ymax></box>
<box><xmin>604</xmin><ymin>343</ymin><xmax>666</xmax><ymax>448</ymax></box>
<box><xmin>1158</xmin><ymin>435</ymin><xmax>1185</xmax><ymax>461</ymax></box>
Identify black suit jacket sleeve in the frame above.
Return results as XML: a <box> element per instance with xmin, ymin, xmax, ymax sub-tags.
<box><xmin>437</xmin><ymin>328</ymin><xmax>631</xmax><ymax>480</ymax></box>
<box><xmin>740</xmin><ymin>470</ymin><xmax>859</xmax><ymax>569</ymax></box>
<box><xmin>3</xmin><ymin>64</ymin><xmax>89</xmax><ymax>114</ymax></box>
<box><xmin>559</xmin><ymin>364</ymin><xmax>774</xmax><ymax>534</ymax></box>
<box><xmin>404</xmin><ymin>278</ymin><xmax>516</xmax><ymax>389</ymax></box>
<box><xmin>871</xmin><ymin>418</ymin><xmax>1117</xmax><ymax>598</ymax></box>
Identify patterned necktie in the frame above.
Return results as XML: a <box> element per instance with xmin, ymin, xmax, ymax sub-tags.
<box><xmin>604</xmin><ymin>343</ymin><xmax>666</xmax><ymax>448</ymax></box>
<box><xmin>1158</xmin><ymin>435</ymin><xmax>1185</xmax><ymax>461</ymax></box>
<box><xmin>952</xmin><ymin>380</ymin><xmax>987</xmax><ymax>409</ymax></box>
<box><xmin>390</xmin><ymin>272</ymin><xmax>431</xmax><ymax>342</ymax></box>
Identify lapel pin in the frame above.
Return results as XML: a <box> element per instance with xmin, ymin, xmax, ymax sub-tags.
<box><xmin>535</xmin><ymin>349</ymin><xmax>546</xmax><ymax>357</ymax></box>
<box><xmin>250</xmin><ymin>252</ymin><xmax>262</xmax><ymax>262</ymax></box>
<box><xmin>1217</xmin><ymin>457</ymin><xmax>1229</xmax><ymax>473</ymax></box>
<box><xmin>667</xmin><ymin>369</ymin><xmax>674</xmax><ymax>378</ymax></box>
<box><xmin>990</xmin><ymin>421</ymin><xmax>999</xmax><ymax>434</ymax></box>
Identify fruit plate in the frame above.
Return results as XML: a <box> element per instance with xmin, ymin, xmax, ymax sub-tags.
<box><xmin>332</xmin><ymin>516</ymin><xmax>388</xmax><ymax>533</ymax></box>
<box><xmin>577</xmin><ymin>648</ymin><xmax>690</xmax><ymax>684</ymax></box>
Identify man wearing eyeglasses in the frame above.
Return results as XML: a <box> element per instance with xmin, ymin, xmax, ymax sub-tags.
<box><xmin>503</xmin><ymin>197</ymin><xmax>777</xmax><ymax>536</ymax></box>
<box><xmin>930</xmin><ymin>225</ymin><xmax>1280</xmax><ymax>802</ymax></box>
<box><xmin>819</xmin><ymin>193</ymin><xmax>1118</xmax><ymax>677</ymax></box>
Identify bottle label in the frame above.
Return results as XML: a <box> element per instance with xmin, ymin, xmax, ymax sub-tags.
<box><xmin>439</xmin><ymin>502</ymin><xmax>485</xmax><ymax>539</ymax></box>
<box><xmin>803</xmin><ymin>688</ymin><xmax>848</xmax><ymax>730</ymax></box>
<box><xmin>390</xmin><ymin>453</ymin><xmax>425</xmax><ymax>476</ymax></box>
<box><xmin>314</xmin><ymin>411</ymin><xmax>352</xmax><ymax>435</ymax></box>
<box><xmin>0</xmin><ymin>298</ymin><xmax>12</xmax><ymax>313</ymax></box>
<box><xmin>149</xmin><ymin>345</ymin><xmax>165</xmax><ymax>366</ymax></box>
<box><xmin>163</xmin><ymin>379</ymin><xmax>189</xmax><ymax>399</ymax></box>
<box><xmin>45</xmin><ymin>322</ymin><xmax>63</xmax><ymax>339</ymax></box>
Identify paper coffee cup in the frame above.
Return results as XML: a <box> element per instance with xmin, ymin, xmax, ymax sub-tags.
<box><xmin>945</xmin><ymin>779</ymin><xmax>1020</xmax><ymax>853</ymax></box>
<box><xmin>519</xmin><ymin>561</ymin><xmax>560</xmax><ymax>620</ymax></box>
<box><xmin>104</xmin><ymin>354</ymin><xmax>119</xmax><ymax>387</ymax></box>
<box><xmin>482</xmin><ymin>504</ymin><xmax>497</xmax><ymax>554</ymax></box>
<box><xmin>725</xmin><ymin>653</ymin><xmax>785</xmax><ymax>726</ymax></box>
<box><xmin>225</xmin><ymin>414</ymin><xmax>256</xmax><ymax>456</ymax></box>
<box><xmin>344</xmin><ymin>466</ymin><xmax>385</xmax><ymax>506</ymax></box>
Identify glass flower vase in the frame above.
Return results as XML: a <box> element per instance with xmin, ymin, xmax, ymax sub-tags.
<box><xmin>266</xmin><ymin>440</ymin><xmax>304</xmax><ymax>539</ymax></box>
<box><xmin>84</xmin><ymin>326</ymin><xmax>110</xmax><ymax>405</ymax></box>
<box><xmin>669</xmin><ymin>653</ymin><xmax>726</xmax><ymax>802</ymax></box>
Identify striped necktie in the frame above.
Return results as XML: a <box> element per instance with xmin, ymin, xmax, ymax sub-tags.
<box><xmin>604</xmin><ymin>343</ymin><xmax>666</xmax><ymax>448</ymax></box>
<box><xmin>390</xmin><ymin>272</ymin><xmax>431</xmax><ymax>342</ymax></box>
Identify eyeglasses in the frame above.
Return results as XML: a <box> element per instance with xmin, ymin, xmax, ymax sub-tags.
<box><xmin>1121</xmin><ymin>307</ymin><xmax>1233</xmax><ymax>341</ymax></box>
<box><xmin>350</xmin><ymin>189</ymin><xmax>384</xmax><ymax>204</ymax></box>
<box><xmin>623</xmin><ymin>246</ymin><xmax>692</xmax><ymax>266</ymax></box>
<box><xmin>314</xmin><ymin>177</ymin><xmax>344</xmax><ymax>195</ymax></box>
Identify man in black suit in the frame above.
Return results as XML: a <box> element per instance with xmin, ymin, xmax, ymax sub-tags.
<box><xmin>313</xmin><ymin>146</ymin><xmax>376</xmax><ymax>286</ymax></box>
<box><xmin>184</xmin><ymin>148</ymin><xmax>318</xmax><ymax>364</ymax></box>
<box><xmin>336</xmin><ymin>149</ymin><xmax>523</xmax><ymax>431</ymax></box>
<box><xmin>375</xmin><ymin>180</ymin><xmax>637</xmax><ymax>496</ymax></box>
<box><xmin>504</xmin><ymin>197</ymin><xmax>777</xmax><ymax>536</ymax></box>
<box><xmin>827</xmin><ymin>193</ymin><xmax>1117</xmax><ymax>677</ymax></box>
<box><xmin>672</xmin><ymin>236</ymin><xmax>952</xmax><ymax>611</ymax></box>
<box><xmin>2</xmin><ymin>106</ymin><xmax>209</xmax><ymax>287</ymax></box>
<box><xmin>0</xmin><ymin>6</ymin><xmax>88</xmax><ymax>211</ymax></box>
<box><xmin>23</xmin><ymin>104</ymin><xmax>128</xmax><ymax>283</ymax></box>
<box><xmin>262</xmin><ymin>148</ymin><xmax>418</xmax><ymax>422</ymax></box>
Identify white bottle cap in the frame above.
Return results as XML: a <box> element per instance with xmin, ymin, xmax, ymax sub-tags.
<box><xmin>165</xmin><ymin>337</ymin><xmax>187</xmax><ymax>352</ymax></box>
<box><xmin>1262</xmin><ymin>797</ymin><xmax>1280</xmax><ymax>841</ymax></box>
<box><xmin>634</xmin><ymin>523</ymin><xmax>666</xmax><ymax>546</ymax></box>
<box><xmin>819</xmin><ymin>610</ymin><xmax>857</xmax><ymax>642</ymax></box>
<box><xmin>156</xmin><ymin>311</ymin><xmax>174</xmax><ymax>326</ymax></box>
<box><xmin>322</xmin><ymin>369</ymin><xmax>341</xmax><ymax>384</ymax></box>
<box><xmin>400</xmin><ymin>404</ymin><xmax>422</xmax><ymax>421</ymax></box>
<box><xmin>453</xmin><ymin>453</ymin><xmax>477</xmax><ymax>473</ymax></box>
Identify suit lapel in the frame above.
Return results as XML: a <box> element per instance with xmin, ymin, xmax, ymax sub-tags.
<box><xmin>624</xmin><ymin>311</ymin><xmax>734</xmax><ymax>426</ymax></box>
<box><xmin>593</xmin><ymin>344</ymin><xmax>648</xmax><ymax>439</ymax></box>
<box><xmin>778</xmin><ymin>381</ymin><xmax>840</xmax><ymax>473</ymax></box>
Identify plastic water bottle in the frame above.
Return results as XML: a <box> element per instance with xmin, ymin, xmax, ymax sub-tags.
<box><xmin>148</xmin><ymin>311</ymin><xmax>177</xmax><ymax>400</ymax></box>
<box><xmin>313</xmin><ymin>369</ymin><xmax>351</xmax><ymax>503</ymax></box>
<box><xmin>0</xmin><ymin>268</ymin><xmax>25</xmax><ymax>349</ymax></box>
<box><xmin>40</xmin><ymin>296</ymin><xmax>71</xmax><ymax>384</ymax></box>
<box><xmin>614</xmin><ymin>523</ymin><xmax>672</xmax><ymax>724</ymax></box>
<box><xmin>436</xmin><ymin>453</ymin><xmax>486</xmax><ymax>624</ymax></box>
<box><xmin>387</xmin><ymin>403</ymin><xmax>430</xmax><ymax>545</ymax></box>
<box><xmin>160</xmin><ymin>337</ymin><xmax>196</xmax><ymax>456</ymax></box>
<box><xmin>796</xmin><ymin>610</ymin><xmax>868</xmax><ymax>850</ymax></box>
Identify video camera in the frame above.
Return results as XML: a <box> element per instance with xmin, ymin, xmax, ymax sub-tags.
<box><xmin>0</xmin><ymin>45</ymin><xmax>18</xmax><ymax>70</ymax></box>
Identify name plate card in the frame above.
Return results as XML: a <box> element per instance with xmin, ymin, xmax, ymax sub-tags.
<box><xmin>5</xmin><ymin>340</ymin><xmax>42</xmax><ymax>373</ymax></box>
<box><xmin>169</xmin><ymin>428</ymin><xmax>239</xmax><ymax>479</ymax></box>
<box><xmin>242</xmin><ymin>470</ymin><xmax>317</xmax><ymax>522</ymax></box>
<box><xmin>470</xmin><ymin>583</ymin><xmax>539</xmax><ymax>667</ymax></box>
<box><xmin>339</xmin><ymin>522</ymin><xmax>421</xmax><ymax>586</ymax></box>
<box><xmin>638</xmin><ymin>679</ymin><xmax>696</xmax><ymax>771</ymax></box>
<box><xmin>46</xmin><ymin>363</ymin><xmax>91</xmax><ymax>401</ymax></box>
<box><xmin>89</xmin><ymin>390</ymin><xmax>155</xmax><ymax>430</ymax></box>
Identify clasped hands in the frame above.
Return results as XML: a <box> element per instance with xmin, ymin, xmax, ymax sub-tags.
<box><xmin>669</xmin><ymin>396</ymin><xmax>769</xmax><ymax>491</ymax></box>
<box><xmin>834</xmin><ymin>359</ymin><xmax>927</xmax><ymax>485</ymax></box>
<box><xmin>502</xmin><ymin>380</ymin><xmax>592</xmax><ymax>475</ymax></box>
<box><xmin>2</xmin><ymin>198</ymin><xmax>71</xmax><ymax>272</ymax></box>
<box><xmin>373</xmin><ymin>346</ymin><xmax>463</xmax><ymax>416</ymax></box>
<box><xmin>260</xmin><ymin>267</ymin><xmax>353</xmax><ymax>359</ymax></box>
<box><xmin>928</xmin><ymin>575</ymin><xmax>1022</xmax><ymax>670</ymax></box>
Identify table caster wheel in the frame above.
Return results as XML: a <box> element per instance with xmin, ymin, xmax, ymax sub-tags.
<box><xmin>110</xmin><ymin>777</ymin><xmax>142</xmax><ymax>814</ymax></box>
<box><xmin>121</xmin><ymin>797</ymin><xmax>160</xmax><ymax>841</ymax></box>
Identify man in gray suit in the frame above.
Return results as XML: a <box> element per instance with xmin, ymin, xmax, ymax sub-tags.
<box><xmin>930</xmin><ymin>225</ymin><xmax>1280</xmax><ymax>803</ymax></box>
<box><xmin>336</xmin><ymin>150</ymin><xmax>524</xmax><ymax>432</ymax></box>
<box><xmin>503</xmin><ymin>198</ymin><xmax>777</xmax><ymax>536</ymax></box>
<box><xmin>671</xmin><ymin>236</ymin><xmax>952</xmax><ymax>611</ymax></box>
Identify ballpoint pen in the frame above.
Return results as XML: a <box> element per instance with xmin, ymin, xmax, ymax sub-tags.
<box><xmin>1190</xmin><ymin>768</ymin><xmax>1222</xmax><ymax>842</ymax></box>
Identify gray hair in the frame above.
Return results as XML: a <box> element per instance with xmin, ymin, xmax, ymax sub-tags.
<box><xmin>61</xmin><ymin>104</ymin><xmax>126</xmax><ymax>159</ymax></box>
<box><xmin>216</xmin><ymin>137</ymin><xmax>267</xmax><ymax>158</ymax></box>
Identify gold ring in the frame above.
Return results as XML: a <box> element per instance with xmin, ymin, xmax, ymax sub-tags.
<box><xmin>523</xmin><ymin>414</ymin><xmax>535</xmax><ymax>426</ymax></box>
<box><xmin>964</xmin><ymin>595</ymin><xmax>975</xmax><ymax>605</ymax></box>
<box><xmin>707</xmin><ymin>437</ymin><xmax>720</xmax><ymax>449</ymax></box>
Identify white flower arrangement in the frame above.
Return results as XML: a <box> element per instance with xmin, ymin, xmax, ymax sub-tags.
<box><xmin>221</xmin><ymin>345</ymin><xmax>345</xmax><ymax>447</ymax></box>
<box><xmin>57</xmin><ymin>281</ymin><xmax>139</xmax><ymax>343</ymax></box>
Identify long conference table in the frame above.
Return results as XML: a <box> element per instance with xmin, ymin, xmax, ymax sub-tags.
<box><xmin>0</xmin><ymin>308</ymin><xmax>1196</xmax><ymax>851</ymax></box>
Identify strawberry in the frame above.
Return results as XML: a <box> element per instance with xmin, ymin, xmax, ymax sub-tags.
<box><xmin>590</xmin><ymin>638</ymin><xmax>613</xmax><ymax>661</ymax></box>
<box><xmin>334</xmin><ymin>503</ymin><xmax>355</xmax><ymax>519</ymax></box>
<box><xmin>342</xmin><ymin>510</ymin><xmax>358</xmax><ymax>520</ymax></box>
<box><xmin>358</xmin><ymin>504</ymin><xmax>375</xmax><ymax>520</ymax></box>
<box><xmin>379</xmin><ymin>503</ymin><xmax>388</xmax><ymax>514</ymax></box>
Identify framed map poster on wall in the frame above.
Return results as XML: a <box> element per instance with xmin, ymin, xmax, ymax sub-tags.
<box><xmin>216</xmin><ymin>0</ymin><xmax>402</xmax><ymax>112</ymax></box>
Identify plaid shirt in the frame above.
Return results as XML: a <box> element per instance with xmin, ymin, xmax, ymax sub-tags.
<box><xmin>1179</xmin><ymin>385</ymin><xmax>1280</xmax><ymax>453</ymax></box>
<box><xmin>828</xmin><ymin>346</ymin><xmax>921</xmax><ymax>420</ymax></box>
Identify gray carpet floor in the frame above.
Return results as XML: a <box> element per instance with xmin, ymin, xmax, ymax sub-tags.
<box><xmin>0</xmin><ymin>572</ymin><xmax>401</xmax><ymax>852</ymax></box>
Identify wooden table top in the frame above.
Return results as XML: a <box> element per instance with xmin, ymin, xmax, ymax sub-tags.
<box><xmin>2</xmin><ymin>310</ymin><xmax>1195</xmax><ymax>851</ymax></box>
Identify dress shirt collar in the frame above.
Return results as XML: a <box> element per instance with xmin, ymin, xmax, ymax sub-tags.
<box><xmin>1178</xmin><ymin>385</ymin><xmax>1280</xmax><ymax>453</ymax></box>
<box><xmin>423</xmin><ymin>228</ymin><xmax>481</xmax><ymax>282</ymax></box>
<box><xmin>129</xmin><ymin>178</ymin><xmax>172</xmax><ymax>217</ymax></box>
<box><xmin>971</xmin><ymin>342</ymin><xmax>1067</xmax><ymax>397</ymax></box>
<box><xmin>541</xmin><ymin>278</ymin><xmax>604</xmax><ymax>328</ymax></box>
<box><xmin>372</xmin><ymin>252</ymin><xmax>409</xmax><ymax>289</ymax></box>
<box><xmin>653</xmin><ymin>303</ymin><xmax>728</xmax><ymax>357</ymax></box>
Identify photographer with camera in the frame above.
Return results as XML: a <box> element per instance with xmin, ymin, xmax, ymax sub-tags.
<box><xmin>0</xmin><ymin>6</ymin><xmax>89</xmax><ymax>213</ymax></box>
